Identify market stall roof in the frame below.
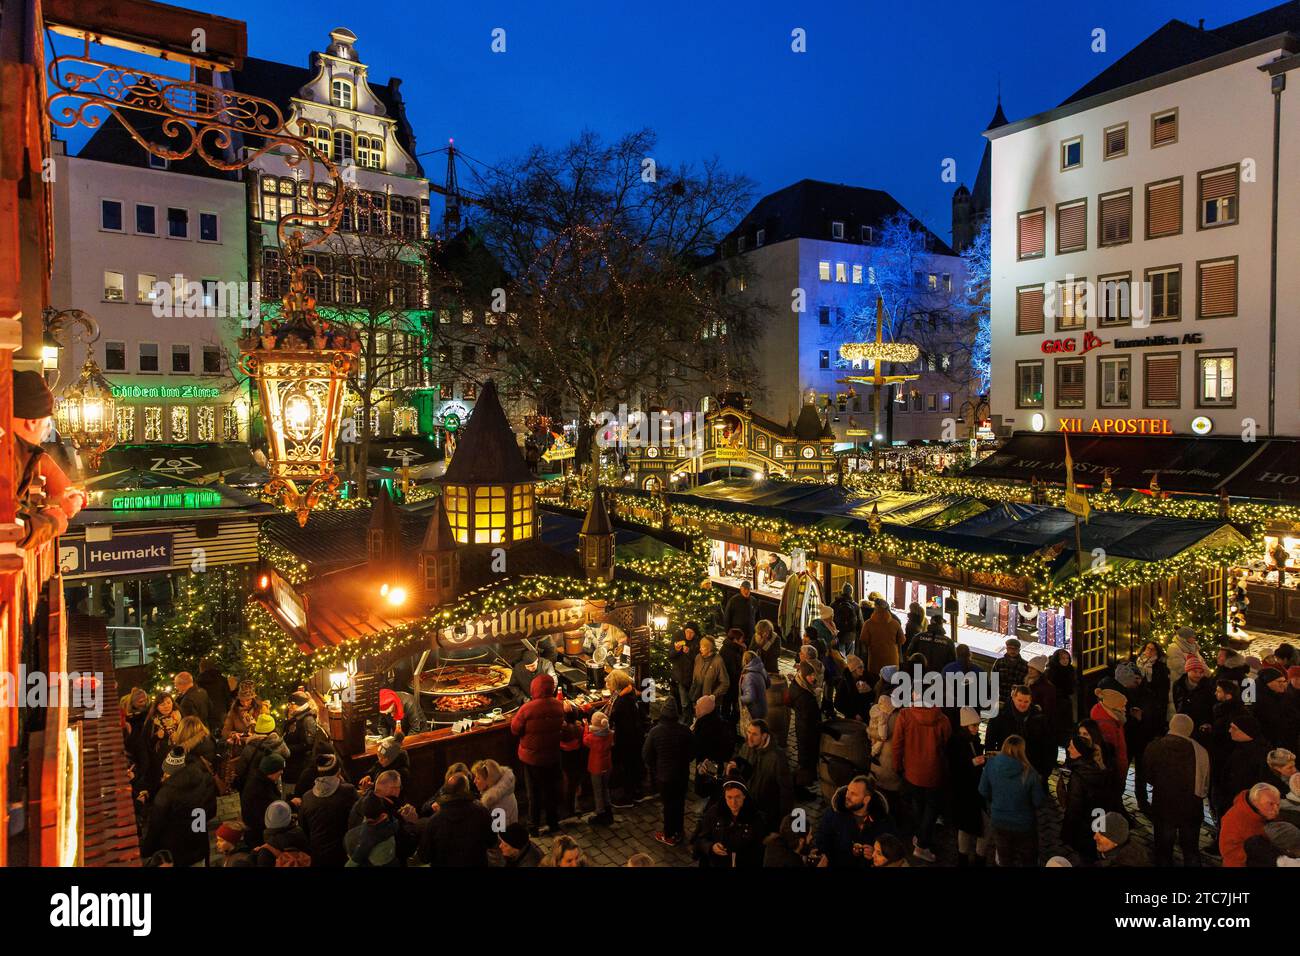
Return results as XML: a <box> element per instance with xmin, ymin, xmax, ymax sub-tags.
<box><xmin>366</xmin><ymin>435</ymin><xmax>444</xmax><ymax>474</ymax></box>
<box><xmin>436</xmin><ymin>380</ymin><xmax>532</xmax><ymax>485</ymax></box>
<box><xmin>963</xmin><ymin>431</ymin><xmax>1300</xmax><ymax>500</ymax></box>
<box><xmin>71</xmin><ymin>483</ymin><xmax>273</xmax><ymax>526</ymax></box>
<box><xmin>94</xmin><ymin>442</ymin><xmax>255</xmax><ymax>485</ymax></box>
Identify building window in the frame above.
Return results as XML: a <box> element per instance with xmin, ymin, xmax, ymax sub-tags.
<box><xmin>139</xmin><ymin>343</ymin><xmax>159</xmax><ymax>373</ymax></box>
<box><xmin>1198</xmin><ymin>258</ymin><xmax>1238</xmax><ymax>318</ymax></box>
<box><xmin>1055</xmin><ymin>358</ymin><xmax>1085</xmax><ymax>408</ymax></box>
<box><xmin>835</xmin><ymin>262</ymin><xmax>847</xmax><ymax>283</ymax></box>
<box><xmin>860</xmin><ymin>225</ymin><xmax>873</xmax><ymax>243</ymax></box>
<box><xmin>1056</xmin><ymin>277</ymin><xmax>1087</xmax><ymax>331</ymax></box>
<box><xmin>171</xmin><ymin>344</ymin><xmax>191</xmax><ymax>373</ymax></box>
<box><xmin>852</xmin><ymin>264</ymin><xmax>863</xmax><ymax>284</ymax></box>
<box><xmin>333</xmin><ymin>130</ymin><xmax>354</xmax><ymax>164</ymax></box>
<box><xmin>942</xmin><ymin>274</ymin><xmax>952</xmax><ymax>292</ymax></box>
<box><xmin>1016</xmin><ymin>361</ymin><xmax>1044</xmax><ymax>408</ymax></box>
<box><xmin>1016</xmin><ymin>284</ymin><xmax>1045</xmax><ymax>335</ymax></box>
<box><xmin>756</xmin><ymin>228</ymin><xmax>765</xmax><ymax>246</ymax></box>
<box><xmin>1143</xmin><ymin>352</ymin><xmax>1181</xmax><ymax>407</ymax></box>
<box><xmin>1056</xmin><ymin>199</ymin><xmax>1087</xmax><ymax>254</ymax></box>
<box><xmin>115</xmin><ymin>407</ymin><xmax>135</xmax><ymax>443</ymax></box>
<box><xmin>1096</xmin><ymin>272</ymin><xmax>1132</xmax><ymax>327</ymax></box>
<box><xmin>1145</xmin><ymin>178</ymin><xmax>1182</xmax><ymax>238</ymax></box>
<box><xmin>144</xmin><ymin>406</ymin><xmax>163</xmax><ymax>441</ymax></box>
<box><xmin>101</xmin><ymin>199</ymin><xmax>124</xmax><ymax>232</ymax></box>
<box><xmin>1151</xmin><ymin>108</ymin><xmax>1178</xmax><ymax>147</ymax></box>
<box><xmin>167</xmin><ymin>207</ymin><xmax>188</xmax><ymax>238</ymax></box>
<box><xmin>831</xmin><ymin>221</ymin><xmax>845</xmax><ymax>239</ymax></box>
<box><xmin>199</xmin><ymin>212</ymin><xmax>219</xmax><ymax>242</ymax></box>
<box><xmin>148</xmin><ymin>153</ymin><xmax>169</xmax><ymax>170</ymax></box>
<box><xmin>330</xmin><ymin>78</ymin><xmax>354</xmax><ymax>109</ymax></box>
<box><xmin>818</xmin><ymin>306</ymin><xmax>830</xmax><ymax>326</ymax></box>
<box><xmin>444</xmin><ymin>486</ymin><xmax>469</xmax><ymax>544</ymax></box>
<box><xmin>1098</xmin><ymin>189</ymin><xmax>1132</xmax><ymax>246</ymax></box>
<box><xmin>911</xmin><ymin>390</ymin><xmax>922</xmax><ymax>412</ymax></box>
<box><xmin>170</xmin><ymin>405</ymin><xmax>190</xmax><ymax>441</ymax></box>
<box><xmin>135</xmin><ymin>204</ymin><xmax>157</xmax><ymax>235</ymax></box>
<box><xmin>941</xmin><ymin>394</ymin><xmax>952</xmax><ymax>411</ymax></box>
<box><xmin>818</xmin><ymin>261</ymin><xmax>831</xmax><ymax>281</ymax></box>
<box><xmin>927</xmin><ymin>273</ymin><xmax>939</xmax><ymax>291</ymax></box>
<box><xmin>511</xmin><ymin>486</ymin><xmax>535</xmax><ymax>541</ymax></box>
<box><xmin>1146</xmin><ymin>266</ymin><xmax>1181</xmax><ymax>321</ymax></box>
<box><xmin>357</xmin><ymin>135</ymin><xmax>383</xmax><ymax>169</ymax></box>
<box><xmin>105</xmin><ymin>340</ymin><xmax>126</xmax><ymax>372</ymax></box>
<box><xmin>1060</xmin><ymin>136</ymin><xmax>1082</xmax><ymax>170</ymax></box>
<box><xmin>1098</xmin><ymin>356</ymin><xmax>1131</xmax><ymax>408</ymax></box>
<box><xmin>927</xmin><ymin>393</ymin><xmax>938</xmax><ymax>412</ymax></box>
<box><xmin>1197</xmin><ymin>351</ymin><xmax>1236</xmax><ymax>407</ymax></box>
<box><xmin>473</xmin><ymin>486</ymin><xmax>506</xmax><ymax>544</ymax></box>
<box><xmin>819</xmin><ymin>350</ymin><xmax>830</xmax><ymax>370</ymax></box>
<box><xmin>1017</xmin><ymin>208</ymin><xmax>1045</xmax><ymax>259</ymax></box>
<box><xmin>202</xmin><ymin>346</ymin><xmax>222</xmax><ymax>373</ymax></box>
<box><xmin>196</xmin><ymin>406</ymin><xmax>216</xmax><ymax>441</ymax></box>
<box><xmin>1198</xmin><ymin>166</ymin><xmax>1239</xmax><ymax>228</ymax></box>
<box><xmin>103</xmin><ymin>270</ymin><xmax>125</xmax><ymax>301</ymax></box>
<box><xmin>137</xmin><ymin>273</ymin><xmax>158</xmax><ymax>303</ymax></box>
<box><xmin>1103</xmin><ymin>123</ymin><xmax>1128</xmax><ymax>159</ymax></box>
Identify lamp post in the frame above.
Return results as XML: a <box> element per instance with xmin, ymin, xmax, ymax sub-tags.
<box><xmin>837</xmin><ymin>297</ymin><xmax>920</xmax><ymax>467</ymax></box>
<box><xmin>55</xmin><ymin>358</ymin><xmax>117</xmax><ymax>470</ymax></box>
<box><xmin>240</xmin><ymin>234</ymin><xmax>358</xmax><ymax>526</ymax></box>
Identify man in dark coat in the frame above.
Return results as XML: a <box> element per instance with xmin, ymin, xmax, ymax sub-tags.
<box><xmin>282</xmin><ymin>691</ymin><xmax>320</xmax><ymax>785</ymax></box>
<box><xmin>814</xmin><ymin>777</ymin><xmax>892</xmax><ymax>868</ymax></box>
<box><xmin>1173</xmin><ymin>658</ymin><xmax>1217</xmax><ymax>745</ymax></box>
<box><xmin>642</xmin><ymin>697</ymin><xmax>695</xmax><ymax>845</ymax></box>
<box><xmin>195</xmin><ymin>659</ymin><xmax>231</xmax><ymax>731</ymax></box>
<box><xmin>1253</xmin><ymin>668</ymin><xmax>1300</xmax><ymax>749</ymax></box>
<box><xmin>609</xmin><ymin>676</ymin><xmax>645</xmax><ymax>806</ymax></box>
<box><xmin>241</xmin><ymin>751</ymin><xmax>285</xmax><ymax>847</ymax></box>
<box><xmin>141</xmin><ymin>747</ymin><xmax>218</xmax><ymax>867</ymax></box>
<box><xmin>298</xmin><ymin>755</ymin><xmax>357</xmax><ymax>867</ymax></box>
<box><xmin>1216</xmin><ymin>714</ymin><xmax>1273</xmax><ymax>819</ymax></box>
<box><xmin>173</xmin><ymin>671</ymin><xmax>214</xmax><ymax>732</ymax></box>
<box><xmin>416</xmin><ymin>774</ymin><xmax>497</xmax><ymax>866</ymax></box>
<box><xmin>1144</xmin><ymin>715</ymin><xmax>1210</xmax><ymax>866</ymax></box>
<box><xmin>905</xmin><ymin>617</ymin><xmax>956</xmax><ymax>673</ymax></box>
<box><xmin>719</xmin><ymin>628</ymin><xmax>747</xmax><ymax>725</ymax></box>
<box><xmin>985</xmin><ymin>685</ymin><xmax>1055</xmax><ymax>788</ymax></box>
<box><xmin>728</xmin><ymin>719</ymin><xmax>793</xmax><ymax>833</ymax></box>
<box><xmin>668</xmin><ymin>624</ymin><xmax>700</xmax><ymax>716</ymax></box>
<box><xmin>691</xmin><ymin>780</ymin><xmax>766</xmax><ymax>867</ymax></box>
<box><xmin>723</xmin><ymin>582</ymin><xmax>757</xmax><ymax>640</ymax></box>
<box><xmin>831</xmin><ymin>584</ymin><xmax>862</xmax><ymax>658</ymax></box>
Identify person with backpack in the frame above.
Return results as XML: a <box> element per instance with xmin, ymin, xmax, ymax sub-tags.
<box><xmin>298</xmin><ymin>754</ymin><xmax>356</xmax><ymax>867</ymax></box>
<box><xmin>345</xmin><ymin>794</ymin><xmax>404</xmax><ymax>867</ymax></box>
<box><xmin>255</xmin><ymin>800</ymin><xmax>310</xmax><ymax>866</ymax></box>
<box><xmin>281</xmin><ymin>689</ymin><xmax>320</xmax><ymax>785</ymax></box>
<box><xmin>642</xmin><ymin>696</ymin><xmax>695</xmax><ymax>847</ymax></box>
<box><xmin>831</xmin><ymin>583</ymin><xmax>863</xmax><ymax>658</ymax></box>
<box><xmin>417</xmin><ymin>773</ymin><xmax>497</xmax><ymax>867</ymax></box>
<box><xmin>140</xmin><ymin>746</ymin><xmax>217</xmax><ymax>867</ymax></box>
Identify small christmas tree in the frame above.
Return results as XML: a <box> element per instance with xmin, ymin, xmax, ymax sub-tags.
<box><xmin>1148</xmin><ymin>586</ymin><xmax>1225</xmax><ymax>658</ymax></box>
<box><xmin>150</xmin><ymin>565</ymin><xmax>250</xmax><ymax>687</ymax></box>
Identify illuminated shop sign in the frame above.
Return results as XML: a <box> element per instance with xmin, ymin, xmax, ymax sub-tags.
<box><xmin>111</xmin><ymin>384</ymin><xmax>223</xmax><ymax>400</ymax></box>
<box><xmin>1041</xmin><ymin>331</ymin><xmax>1106</xmax><ymax>355</ymax></box>
<box><xmin>1111</xmin><ymin>332</ymin><xmax>1202</xmax><ymax>349</ymax></box>
<box><xmin>1058</xmin><ymin>417</ymin><xmax>1174</xmax><ymax>435</ymax></box>
<box><xmin>106</xmin><ymin>490</ymin><xmax>225</xmax><ymax>511</ymax></box>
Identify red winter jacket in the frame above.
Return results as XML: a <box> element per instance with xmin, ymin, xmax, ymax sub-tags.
<box><xmin>1089</xmin><ymin>701</ymin><xmax>1129</xmax><ymax>770</ymax></box>
<box><xmin>582</xmin><ymin>726</ymin><xmax>614</xmax><ymax>775</ymax></box>
<box><xmin>892</xmin><ymin>706</ymin><xmax>952</xmax><ymax>789</ymax></box>
<box><xmin>1218</xmin><ymin>789</ymin><xmax>1269</xmax><ymax>867</ymax></box>
<box><xmin>510</xmin><ymin>675</ymin><xmax>564</xmax><ymax>766</ymax></box>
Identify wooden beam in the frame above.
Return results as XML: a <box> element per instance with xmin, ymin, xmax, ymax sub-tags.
<box><xmin>43</xmin><ymin>0</ymin><xmax>247</xmax><ymax>72</ymax></box>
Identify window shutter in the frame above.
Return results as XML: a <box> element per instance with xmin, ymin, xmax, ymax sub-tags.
<box><xmin>1146</xmin><ymin>181</ymin><xmax>1181</xmax><ymax>237</ymax></box>
<box><xmin>1018</xmin><ymin>210</ymin><xmax>1045</xmax><ymax>258</ymax></box>
<box><xmin>1056</xmin><ymin>360</ymin><xmax>1085</xmax><ymax>406</ymax></box>
<box><xmin>1199</xmin><ymin>259</ymin><xmax>1237</xmax><ymax>317</ymax></box>
<box><xmin>1145</xmin><ymin>354</ymin><xmax>1180</xmax><ymax>405</ymax></box>
<box><xmin>1099</xmin><ymin>192</ymin><xmax>1132</xmax><ymax>244</ymax></box>
<box><xmin>1201</xmin><ymin>169</ymin><xmax>1238</xmax><ymax>202</ymax></box>
<box><xmin>1058</xmin><ymin>202</ymin><xmax>1086</xmax><ymax>252</ymax></box>
<box><xmin>1105</xmin><ymin>126</ymin><xmax>1127</xmax><ymax>157</ymax></box>
<box><xmin>1017</xmin><ymin>286</ymin><xmax>1045</xmax><ymax>334</ymax></box>
<box><xmin>1153</xmin><ymin>112</ymin><xmax>1177</xmax><ymax>145</ymax></box>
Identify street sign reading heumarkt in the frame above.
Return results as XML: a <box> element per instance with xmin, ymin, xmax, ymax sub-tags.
<box><xmin>80</xmin><ymin>533</ymin><xmax>175</xmax><ymax>575</ymax></box>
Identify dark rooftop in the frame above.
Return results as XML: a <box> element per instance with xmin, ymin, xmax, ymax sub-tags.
<box><xmin>438</xmin><ymin>380</ymin><xmax>535</xmax><ymax>485</ymax></box>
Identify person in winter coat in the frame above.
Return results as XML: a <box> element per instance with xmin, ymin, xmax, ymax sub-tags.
<box><xmin>510</xmin><ymin>673</ymin><xmax>564</xmax><ymax>832</ymax></box>
<box><xmin>1253</xmin><ymin>667</ymin><xmax>1300</xmax><ymax>749</ymax></box>
<box><xmin>1166</xmin><ymin>628</ymin><xmax>1205</xmax><ymax>697</ymax></box>
<box><xmin>583</xmin><ymin>711</ymin><xmax>615</xmax><ymax>825</ymax></box>
<box><xmin>607</xmin><ymin>669</ymin><xmax>645</xmax><ymax>805</ymax></box>
<box><xmin>1219</xmin><ymin>782</ymin><xmax>1282</xmax><ymax>867</ymax></box>
<box><xmin>195</xmin><ymin>658</ymin><xmax>232</xmax><ymax>731</ymax></box>
<box><xmin>1090</xmin><ymin>688</ymin><xmax>1130</xmax><ymax>807</ymax></box>
<box><xmin>558</xmin><ymin>703</ymin><xmax>587</xmax><ymax>821</ymax></box>
<box><xmin>738</xmin><ymin>651</ymin><xmax>769</xmax><ymax>735</ymax></box>
<box><xmin>752</xmin><ymin>619</ymin><xmax>782</xmax><ymax>676</ymax></box>
<box><xmin>1094</xmin><ymin>811</ymin><xmax>1149</xmax><ymax>867</ymax></box>
<box><xmin>642</xmin><ymin>696</ymin><xmax>695</xmax><ymax>845</ymax></box>
<box><xmin>140</xmin><ymin>692</ymin><xmax>181</xmax><ymax>804</ymax></box>
<box><xmin>221</xmin><ymin>681</ymin><xmax>262</xmax><ymax>744</ymax></box>
<box><xmin>359</xmin><ymin>736</ymin><xmax>412</xmax><ymax>803</ymax></box>
<box><xmin>814</xmin><ymin>776</ymin><xmax>893</xmax><ymax>868</ymax></box>
<box><xmin>1244</xmin><ymin>820</ymin><xmax>1300</xmax><ymax>866</ymax></box>
<box><xmin>986</xmin><ymin>686</ymin><xmax>1056</xmax><ymax>788</ymax></box>
<box><xmin>1144</xmin><ymin>714</ymin><xmax>1210</xmax><ymax>866</ymax></box>
<box><xmin>892</xmin><ymin>701</ymin><xmax>951</xmax><ymax>861</ymax></box>
<box><xmin>472</xmin><ymin>758</ymin><xmax>518</xmax><ymax>827</ymax></box>
<box><xmin>868</xmin><ymin>694</ymin><xmax>902</xmax><ymax>798</ymax></box>
<box><xmin>691</xmin><ymin>694</ymin><xmax>733</xmax><ymax>787</ymax></box>
<box><xmin>140</xmin><ymin>747</ymin><xmax>218</xmax><ymax>866</ymax></box>
<box><xmin>729</xmin><ymin>719</ymin><xmax>793</xmax><ymax>833</ymax></box>
<box><xmin>832</xmin><ymin>584</ymin><xmax>863</xmax><ymax>658</ymax></box>
<box><xmin>242</xmin><ymin>751</ymin><xmax>285</xmax><ymax>847</ymax></box>
<box><xmin>298</xmin><ymin>754</ymin><xmax>356</xmax><ymax>867</ymax></box>
<box><xmin>1076</xmin><ymin>719</ymin><xmax>1123</xmax><ymax>813</ymax></box>
<box><xmin>1173</xmin><ymin>658</ymin><xmax>1216</xmax><ymax>744</ymax></box>
<box><xmin>1216</xmin><ymin>646</ymin><xmax>1250</xmax><ymax>683</ymax></box>
<box><xmin>906</xmin><ymin>616</ymin><xmax>955</xmax><ymax>673</ymax></box>
<box><xmin>345</xmin><ymin>794</ymin><xmax>404</xmax><ymax>867</ymax></box>
<box><xmin>1217</xmin><ymin>714</ymin><xmax>1273</xmax><ymax>819</ymax></box>
<box><xmin>497</xmin><ymin>822</ymin><xmax>544</xmax><ymax>867</ymax></box>
<box><xmin>860</xmin><ymin>599</ymin><xmax>906</xmax><ymax>682</ymax></box>
<box><xmin>788</xmin><ymin>661</ymin><xmax>822</xmax><ymax>788</ymax></box>
<box><xmin>835</xmin><ymin>655</ymin><xmax>872</xmax><ymax>722</ymax></box>
<box><xmin>691</xmin><ymin>780</ymin><xmax>766</xmax><ymax>868</ymax></box>
<box><xmin>1058</xmin><ymin>735</ymin><xmax>1109</xmax><ymax>864</ymax></box>
<box><xmin>255</xmin><ymin>800</ymin><xmax>310</xmax><ymax>866</ymax></box>
<box><xmin>281</xmin><ymin>690</ymin><xmax>320</xmax><ymax>785</ymax></box>
<box><xmin>690</xmin><ymin>636</ymin><xmax>730</xmax><ymax>704</ymax></box>
<box><xmin>723</xmin><ymin>581</ymin><xmax>757</xmax><ymax>639</ymax></box>
<box><xmin>1025</xmin><ymin>657</ymin><xmax>1057</xmax><ymax>742</ymax></box>
<box><xmin>991</xmin><ymin>640</ymin><xmax>1029</xmax><ymax>714</ymax></box>
<box><xmin>173</xmin><ymin>671</ymin><xmax>214</xmax><ymax>733</ymax></box>
<box><xmin>719</xmin><ymin>628</ymin><xmax>748</xmax><ymax>724</ymax></box>
<box><xmin>978</xmin><ymin>735</ymin><xmax>1044</xmax><ymax>867</ymax></box>
<box><xmin>904</xmin><ymin>603</ymin><xmax>925</xmax><ymax>644</ymax></box>
<box><xmin>947</xmin><ymin>708</ymin><xmax>990</xmax><ymax>865</ymax></box>
<box><xmin>1131</xmin><ymin>642</ymin><xmax>1171</xmax><ymax>812</ymax></box>
<box><xmin>417</xmin><ymin>774</ymin><xmax>497</xmax><ymax>866</ymax></box>
<box><xmin>668</xmin><ymin>624</ymin><xmax>700</xmax><ymax>715</ymax></box>
<box><xmin>1045</xmin><ymin>649</ymin><xmax>1076</xmax><ymax>744</ymax></box>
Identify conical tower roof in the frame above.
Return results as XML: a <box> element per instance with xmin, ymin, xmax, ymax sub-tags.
<box><xmin>421</xmin><ymin>494</ymin><xmax>457</xmax><ymax>552</ymax></box>
<box><xmin>581</xmin><ymin>486</ymin><xmax>613</xmax><ymax>536</ymax></box>
<box><xmin>439</xmin><ymin>380</ymin><xmax>534</xmax><ymax>485</ymax></box>
<box><xmin>369</xmin><ymin>486</ymin><xmax>401</xmax><ymax>538</ymax></box>
<box><xmin>793</xmin><ymin>402</ymin><xmax>825</xmax><ymax>440</ymax></box>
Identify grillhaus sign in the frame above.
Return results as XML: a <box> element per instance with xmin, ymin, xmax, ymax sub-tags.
<box><xmin>437</xmin><ymin>598</ymin><xmax>608</xmax><ymax>650</ymax></box>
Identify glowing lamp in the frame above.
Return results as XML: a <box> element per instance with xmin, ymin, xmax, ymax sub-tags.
<box><xmin>55</xmin><ymin>358</ymin><xmax>117</xmax><ymax>469</ymax></box>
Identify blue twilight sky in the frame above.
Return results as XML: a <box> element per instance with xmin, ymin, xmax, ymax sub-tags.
<box><xmin>55</xmin><ymin>0</ymin><xmax>1273</xmax><ymax>246</ymax></box>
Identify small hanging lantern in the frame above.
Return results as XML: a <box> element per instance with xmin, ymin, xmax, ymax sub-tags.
<box><xmin>55</xmin><ymin>358</ymin><xmax>117</xmax><ymax>469</ymax></box>
<box><xmin>240</xmin><ymin>234</ymin><xmax>358</xmax><ymax>526</ymax></box>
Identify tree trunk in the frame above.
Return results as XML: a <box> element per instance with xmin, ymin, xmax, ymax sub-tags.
<box><xmin>356</xmin><ymin>398</ymin><xmax>371</xmax><ymax>497</ymax></box>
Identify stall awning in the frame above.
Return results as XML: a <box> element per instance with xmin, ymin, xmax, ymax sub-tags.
<box><xmin>1217</xmin><ymin>439</ymin><xmax>1300</xmax><ymax>504</ymax></box>
<box><xmin>94</xmin><ymin>443</ymin><xmax>255</xmax><ymax>485</ymax></box>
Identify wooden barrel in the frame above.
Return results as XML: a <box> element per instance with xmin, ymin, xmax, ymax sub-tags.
<box><xmin>817</xmin><ymin>719</ymin><xmax>870</xmax><ymax>802</ymax></box>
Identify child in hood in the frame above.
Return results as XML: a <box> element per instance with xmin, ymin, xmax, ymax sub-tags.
<box><xmin>583</xmin><ymin>711</ymin><xmax>615</xmax><ymax>825</ymax></box>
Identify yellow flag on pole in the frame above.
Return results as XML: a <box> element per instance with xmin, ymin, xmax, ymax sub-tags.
<box><xmin>1063</xmin><ymin>433</ymin><xmax>1091</xmax><ymax>521</ymax></box>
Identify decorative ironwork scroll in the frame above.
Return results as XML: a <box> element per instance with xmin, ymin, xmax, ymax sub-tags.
<box><xmin>46</xmin><ymin>37</ymin><xmax>341</xmax><ymax>246</ymax></box>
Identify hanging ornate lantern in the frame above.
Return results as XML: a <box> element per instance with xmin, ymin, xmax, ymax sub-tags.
<box><xmin>240</xmin><ymin>235</ymin><xmax>358</xmax><ymax>526</ymax></box>
<box><xmin>55</xmin><ymin>358</ymin><xmax>117</xmax><ymax>469</ymax></box>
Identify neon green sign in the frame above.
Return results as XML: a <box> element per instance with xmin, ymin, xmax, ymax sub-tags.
<box><xmin>111</xmin><ymin>384</ymin><xmax>223</xmax><ymax>400</ymax></box>
<box><xmin>107</xmin><ymin>490</ymin><xmax>225</xmax><ymax>511</ymax></box>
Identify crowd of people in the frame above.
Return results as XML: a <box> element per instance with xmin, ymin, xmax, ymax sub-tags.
<box><xmin>118</xmin><ymin>590</ymin><xmax>1300</xmax><ymax>868</ymax></box>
